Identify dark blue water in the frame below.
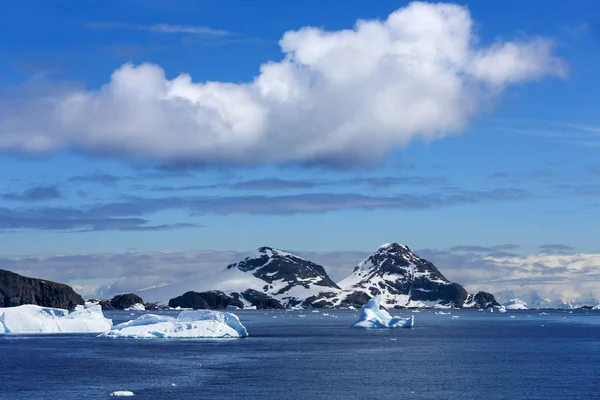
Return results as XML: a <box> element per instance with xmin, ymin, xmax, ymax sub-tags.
<box><xmin>1</xmin><ymin>309</ymin><xmax>599</xmax><ymax>399</ymax></box>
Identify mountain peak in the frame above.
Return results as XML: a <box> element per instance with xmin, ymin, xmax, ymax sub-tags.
<box><xmin>377</xmin><ymin>242</ymin><xmax>412</xmax><ymax>253</ymax></box>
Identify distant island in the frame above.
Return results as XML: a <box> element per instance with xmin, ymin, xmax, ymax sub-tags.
<box><xmin>4</xmin><ymin>243</ymin><xmax>599</xmax><ymax>311</ymax></box>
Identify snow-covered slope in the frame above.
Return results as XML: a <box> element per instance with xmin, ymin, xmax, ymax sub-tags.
<box><xmin>503</xmin><ymin>298</ymin><xmax>528</xmax><ymax>310</ymax></box>
<box><xmin>318</xmin><ymin>243</ymin><xmax>497</xmax><ymax>308</ymax></box>
<box><xmin>495</xmin><ymin>290</ymin><xmax>598</xmax><ymax>309</ymax></box>
<box><xmin>140</xmin><ymin>247</ymin><xmax>341</xmax><ymax>307</ymax></box>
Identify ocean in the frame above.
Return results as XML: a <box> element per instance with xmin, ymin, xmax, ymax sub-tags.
<box><xmin>1</xmin><ymin>309</ymin><xmax>599</xmax><ymax>399</ymax></box>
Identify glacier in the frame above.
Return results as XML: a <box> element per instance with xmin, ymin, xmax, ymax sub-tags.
<box><xmin>503</xmin><ymin>298</ymin><xmax>528</xmax><ymax>310</ymax></box>
<box><xmin>0</xmin><ymin>304</ymin><xmax>112</xmax><ymax>334</ymax></box>
<box><xmin>352</xmin><ymin>296</ymin><xmax>414</xmax><ymax>329</ymax></box>
<box><xmin>100</xmin><ymin>309</ymin><xmax>248</xmax><ymax>338</ymax></box>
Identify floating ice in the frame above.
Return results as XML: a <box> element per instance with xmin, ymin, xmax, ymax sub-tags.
<box><xmin>352</xmin><ymin>296</ymin><xmax>414</xmax><ymax>329</ymax></box>
<box><xmin>0</xmin><ymin>304</ymin><xmax>112</xmax><ymax>334</ymax></box>
<box><xmin>225</xmin><ymin>305</ymin><xmax>241</xmax><ymax>311</ymax></box>
<box><xmin>244</xmin><ymin>306</ymin><xmax>257</xmax><ymax>310</ymax></box>
<box><xmin>125</xmin><ymin>303</ymin><xmax>146</xmax><ymax>311</ymax></box>
<box><xmin>99</xmin><ymin>309</ymin><xmax>248</xmax><ymax>338</ymax></box>
<box><xmin>110</xmin><ymin>391</ymin><xmax>135</xmax><ymax>397</ymax></box>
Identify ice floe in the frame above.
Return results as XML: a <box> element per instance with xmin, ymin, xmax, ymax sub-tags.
<box><xmin>125</xmin><ymin>303</ymin><xmax>146</xmax><ymax>311</ymax></box>
<box><xmin>100</xmin><ymin>309</ymin><xmax>248</xmax><ymax>338</ymax></box>
<box><xmin>0</xmin><ymin>304</ymin><xmax>112</xmax><ymax>334</ymax></box>
<box><xmin>352</xmin><ymin>296</ymin><xmax>414</xmax><ymax>329</ymax></box>
<box><xmin>110</xmin><ymin>391</ymin><xmax>135</xmax><ymax>397</ymax></box>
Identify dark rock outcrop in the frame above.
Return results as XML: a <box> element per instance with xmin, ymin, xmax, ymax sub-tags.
<box><xmin>468</xmin><ymin>291</ymin><xmax>500</xmax><ymax>308</ymax></box>
<box><xmin>0</xmin><ymin>269</ymin><xmax>84</xmax><ymax>310</ymax></box>
<box><xmin>110</xmin><ymin>293</ymin><xmax>143</xmax><ymax>309</ymax></box>
<box><xmin>234</xmin><ymin>289</ymin><xmax>284</xmax><ymax>309</ymax></box>
<box><xmin>169</xmin><ymin>291</ymin><xmax>245</xmax><ymax>310</ymax></box>
<box><xmin>90</xmin><ymin>293</ymin><xmax>146</xmax><ymax>310</ymax></box>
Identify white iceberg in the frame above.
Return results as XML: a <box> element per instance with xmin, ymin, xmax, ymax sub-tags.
<box><xmin>125</xmin><ymin>303</ymin><xmax>146</xmax><ymax>311</ymax></box>
<box><xmin>352</xmin><ymin>296</ymin><xmax>414</xmax><ymax>329</ymax></box>
<box><xmin>110</xmin><ymin>391</ymin><xmax>135</xmax><ymax>397</ymax></box>
<box><xmin>0</xmin><ymin>304</ymin><xmax>112</xmax><ymax>334</ymax></box>
<box><xmin>100</xmin><ymin>309</ymin><xmax>248</xmax><ymax>338</ymax></box>
<box><xmin>243</xmin><ymin>306</ymin><xmax>257</xmax><ymax>310</ymax></box>
<box><xmin>503</xmin><ymin>298</ymin><xmax>528</xmax><ymax>310</ymax></box>
<box><xmin>225</xmin><ymin>305</ymin><xmax>240</xmax><ymax>311</ymax></box>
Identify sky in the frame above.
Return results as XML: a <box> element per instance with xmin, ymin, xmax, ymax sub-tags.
<box><xmin>0</xmin><ymin>1</ymin><xmax>599</xmax><ymax>301</ymax></box>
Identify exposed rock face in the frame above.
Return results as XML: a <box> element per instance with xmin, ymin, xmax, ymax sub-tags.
<box><xmin>110</xmin><ymin>293</ymin><xmax>144</xmax><ymax>310</ymax></box>
<box><xmin>466</xmin><ymin>291</ymin><xmax>500</xmax><ymax>308</ymax></box>
<box><xmin>0</xmin><ymin>269</ymin><xmax>83</xmax><ymax>310</ymax></box>
<box><xmin>168</xmin><ymin>291</ymin><xmax>245</xmax><ymax>310</ymax></box>
<box><xmin>90</xmin><ymin>293</ymin><xmax>145</xmax><ymax>310</ymax></box>
<box><xmin>234</xmin><ymin>289</ymin><xmax>284</xmax><ymax>309</ymax></box>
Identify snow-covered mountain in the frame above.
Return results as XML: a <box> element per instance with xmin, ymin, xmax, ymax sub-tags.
<box><xmin>312</xmin><ymin>243</ymin><xmax>498</xmax><ymax>308</ymax></box>
<box><xmin>495</xmin><ymin>290</ymin><xmax>598</xmax><ymax>309</ymax></box>
<box><xmin>503</xmin><ymin>298</ymin><xmax>528</xmax><ymax>310</ymax></box>
<box><xmin>138</xmin><ymin>243</ymin><xmax>498</xmax><ymax>309</ymax></box>
<box><xmin>139</xmin><ymin>247</ymin><xmax>341</xmax><ymax>307</ymax></box>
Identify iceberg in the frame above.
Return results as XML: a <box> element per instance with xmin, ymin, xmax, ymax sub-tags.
<box><xmin>244</xmin><ymin>306</ymin><xmax>257</xmax><ymax>310</ymax></box>
<box><xmin>0</xmin><ymin>304</ymin><xmax>112</xmax><ymax>334</ymax></box>
<box><xmin>100</xmin><ymin>309</ymin><xmax>248</xmax><ymax>338</ymax></box>
<box><xmin>352</xmin><ymin>296</ymin><xmax>414</xmax><ymax>329</ymax></box>
<box><xmin>225</xmin><ymin>305</ymin><xmax>241</xmax><ymax>311</ymax></box>
<box><xmin>125</xmin><ymin>303</ymin><xmax>146</xmax><ymax>311</ymax></box>
<box><xmin>110</xmin><ymin>391</ymin><xmax>135</xmax><ymax>397</ymax></box>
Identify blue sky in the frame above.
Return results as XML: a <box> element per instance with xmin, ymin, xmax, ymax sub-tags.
<box><xmin>0</xmin><ymin>0</ymin><xmax>599</xmax><ymax>259</ymax></box>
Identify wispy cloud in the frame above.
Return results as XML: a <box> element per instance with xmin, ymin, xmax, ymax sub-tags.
<box><xmin>68</xmin><ymin>173</ymin><xmax>121</xmax><ymax>185</ymax></box>
<box><xmin>0</xmin><ymin>187</ymin><xmax>532</xmax><ymax>232</ymax></box>
<box><xmin>500</xmin><ymin>123</ymin><xmax>600</xmax><ymax>148</ymax></box>
<box><xmin>448</xmin><ymin>244</ymin><xmax>521</xmax><ymax>253</ymax></box>
<box><xmin>84</xmin><ymin>22</ymin><xmax>229</xmax><ymax>36</ymax></box>
<box><xmin>2</xmin><ymin>186</ymin><xmax>61</xmax><ymax>202</ymax></box>
<box><xmin>538</xmin><ymin>243</ymin><xmax>577</xmax><ymax>254</ymax></box>
<box><xmin>148</xmin><ymin>175</ymin><xmax>448</xmax><ymax>192</ymax></box>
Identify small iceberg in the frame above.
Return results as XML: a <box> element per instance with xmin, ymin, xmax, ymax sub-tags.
<box><xmin>125</xmin><ymin>303</ymin><xmax>146</xmax><ymax>311</ymax></box>
<box><xmin>110</xmin><ymin>391</ymin><xmax>135</xmax><ymax>397</ymax></box>
<box><xmin>225</xmin><ymin>305</ymin><xmax>241</xmax><ymax>311</ymax></box>
<box><xmin>0</xmin><ymin>304</ymin><xmax>112</xmax><ymax>334</ymax></box>
<box><xmin>100</xmin><ymin>309</ymin><xmax>248</xmax><ymax>338</ymax></box>
<box><xmin>352</xmin><ymin>296</ymin><xmax>414</xmax><ymax>329</ymax></box>
<box><xmin>244</xmin><ymin>306</ymin><xmax>257</xmax><ymax>310</ymax></box>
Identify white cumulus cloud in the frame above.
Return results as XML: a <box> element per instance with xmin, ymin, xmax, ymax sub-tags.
<box><xmin>0</xmin><ymin>2</ymin><xmax>566</xmax><ymax>165</ymax></box>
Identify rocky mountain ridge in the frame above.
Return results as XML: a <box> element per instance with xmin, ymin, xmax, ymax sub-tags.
<box><xmin>0</xmin><ymin>269</ymin><xmax>84</xmax><ymax>309</ymax></box>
